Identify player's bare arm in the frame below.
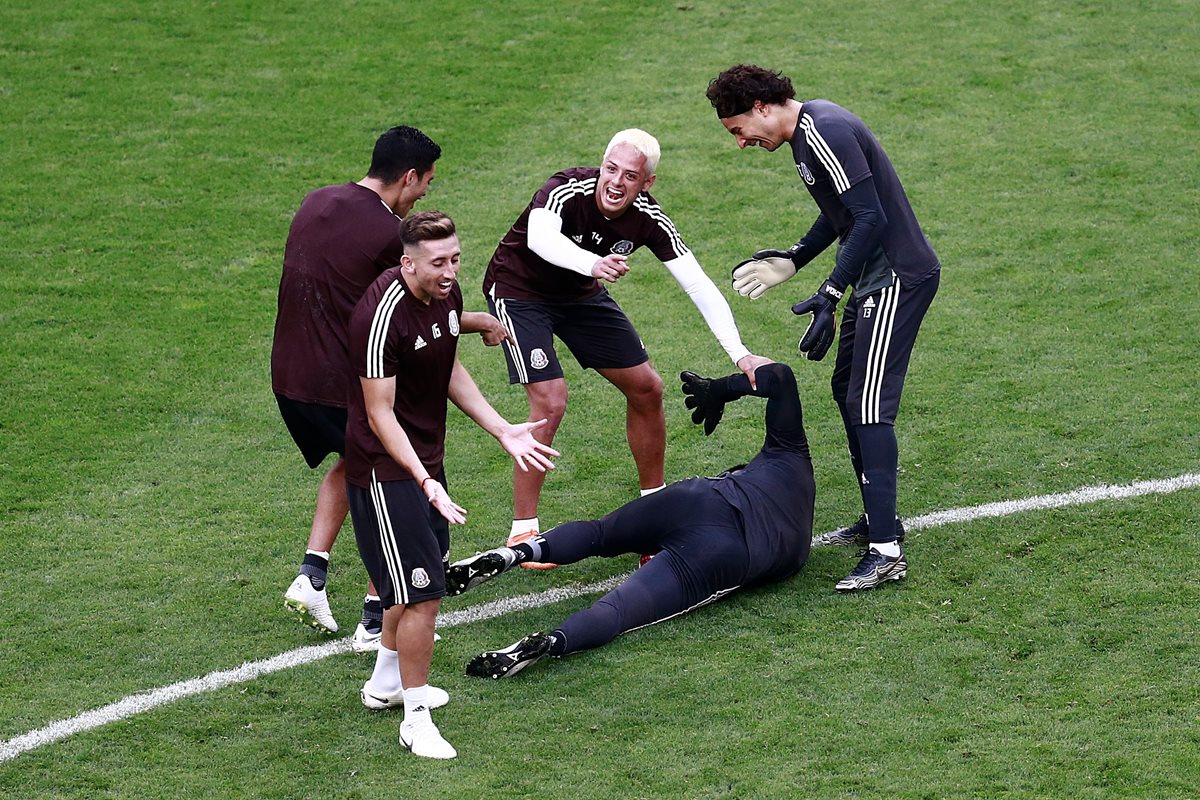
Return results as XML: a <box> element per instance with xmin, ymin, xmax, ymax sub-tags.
<box><xmin>361</xmin><ymin>375</ymin><xmax>467</xmax><ymax>524</ymax></box>
<box><xmin>446</xmin><ymin>358</ymin><xmax>559</xmax><ymax>473</ymax></box>
<box><xmin>459</xmin><ymin>311</ymin><xmax>508</xmax><ymax>346</ymax></box>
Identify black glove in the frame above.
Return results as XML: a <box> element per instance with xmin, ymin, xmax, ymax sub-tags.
<box><xmin>680</xmin><ymin>371</ymin><xmax>725</xmax><ymax>436</ymax></box>
<box><xmin>753</xmin><ymin>240</ymin><xmax>807</xmax><ymax>268</ymax></box>
<box><xmin>791</xmin><ymin>280</ymin><xmax>844</xmax><ymax>361</ymax></box>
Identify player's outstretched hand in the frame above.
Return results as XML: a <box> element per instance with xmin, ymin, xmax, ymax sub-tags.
<box><xmin>680</xmin><ymin>370</ymin><xmax>726</xmax><ymax>436</ymax></box>
<box><xmin>791</xmin><ymin>281</ymin><xmax>844</xmax><ymax>361</ymax></box>
<box><xmin>499</xmin><ymin>419</ymin><xmax>559</xmax><ymax>472</ymax></box>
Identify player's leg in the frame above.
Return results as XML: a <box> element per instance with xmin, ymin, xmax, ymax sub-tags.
<box><xmin>276</xmin><ymin>396</ymin><xmax>348</xmax><ymax>633</ymax></box>
<box><xmin>835</xmin><ymin>273</ymin><xmax>937</xmax><ymax>591</ymax></box>
<box><xmin>467</xmin><ymin>518</ymin><xmax>747</xmax><ymax>678</ymax></box>
<box><xmin>488</xmin><ymin>294</ymin><xmax>566</xmax><ymax>562</ymax></box>
<box><xmin>558</xmin><ymin>292</ymin><xmax>665</xmax><ymax>494</ymax></box>
<box><xmin>596</xmin><ymin>362</ymin><xmax>666</xmax><ymax>491</ymax></box>
<box><xmin>348</xmin><ymin>476</ymin><xmax>454</xmax><ymax>758</ymax></box>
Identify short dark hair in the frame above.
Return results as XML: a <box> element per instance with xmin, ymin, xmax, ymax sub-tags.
<box><xmin>400</xmin><ymin>210</ymin><xmax>456</xmax><ymax>249</ymax></box>
<box><xmin>368</xmin><ymin>126</ymin><xmax>441</xmax><ymax>184</ymax></box>
<box><xmin>706</xmin><ymin>65</ymin><xmax>796</xmax><ymax>119</ymax></box>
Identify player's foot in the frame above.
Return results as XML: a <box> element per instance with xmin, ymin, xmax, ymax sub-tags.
<box><xmin>638</xmin><ymin>553</ymin><xmax>655</xmax><ymax>567</ymax></box>
<box><xmin>283</xmin><ymin>574</ymin><xmax>339</xmax><ymax>633</ymax></box>
<box><xmin>813</xmin><ymin>514</ymin><xmax>906</xmax><ymax>547</ymax></box>
<box><xmin>351</xmin><ymin>622</ymin><xmax>382</xmax><ymax>653</ymax></box>
<box><xmin>399</xmin><ymin>719</ymin><xmax>457</xmax><ymax>759</ymax></box>
<box><xmin>508</xmin><ymin>529</ymin><xmax>556</xmax><ymax>570</ymax></box>
<box><xmin>446</xmin><ymin>549</ymin><xmax>514</xmax><ymax>596</ymax></box>
<box><xmin>361</xmin><ymin>682</ymin><xmax>449</xmax><ymax>711</ymax></box>
<box><xmin>834</xmin><ymin>546</ymin><xmax>908</xmax><ymax>592</ymax></box>
<box><xmin>466</xmin><ymin>631</ymin><xmax>553</xmax><ymax>679</ymax></box>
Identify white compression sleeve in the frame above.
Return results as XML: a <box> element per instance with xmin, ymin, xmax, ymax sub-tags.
<box><xmin>662</xmin><ymin>251</ymin><xmax>751</xmax><ymax>364</ymax></box>
<box><xmin>527</xmin><ymin>207</ymin><xmax>599</xmax><ymax>276</ymax></box>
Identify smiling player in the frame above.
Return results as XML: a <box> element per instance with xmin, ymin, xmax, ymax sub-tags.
<box><xmin>483</xmin><ymin>129</ymin><xmax>770</xmax><ymax>564</ymax></box>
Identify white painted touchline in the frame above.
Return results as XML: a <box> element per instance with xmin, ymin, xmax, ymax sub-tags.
<box><xmin>3</xmin><ymin>471</ymin><xmax>1198</xmax><ymax>764</ymax></box>
<box><xmin>0</xmin><ymin>576</ymin><xmax>625</xmax><ymax>765</ymax></box>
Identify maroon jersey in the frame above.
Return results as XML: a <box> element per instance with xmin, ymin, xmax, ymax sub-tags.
<box><xmin>344</xmin><ymin>268</ymin><xmax>464</xmax><ymax>489</ymax></box>
<box><xmin>271</xmin><ymin>182</ymin><xmax>404</xmax><ymax>407</ymax></box>
<box><xmin>482</xmin><ymin>167</ymin><xmax>689</xmax><ymax>303</ymax></box>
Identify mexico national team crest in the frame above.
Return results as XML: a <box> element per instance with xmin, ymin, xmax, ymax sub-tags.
<box><xmin>798</xmin><ymin>162</ymin><xmax>815</xmax><ymax>185</ymax></box>
<box><xmin>529</xmin><ymin>348</ymin><xmax>549</xmax><ymax>370</ymax></box>
<box><xmin>411</xmin><ymin>568</ymin><xmax>430</xmax><ymax>589</ymax></box>
<box><xmin>611</xmin><ymin>239</ymin><xmax>634</xmax><ymax>256</ymax></box>
<box><xmin>447</xmin><ymin>309</ymin><xmax>460</xmax><ymax>336</ymax></box>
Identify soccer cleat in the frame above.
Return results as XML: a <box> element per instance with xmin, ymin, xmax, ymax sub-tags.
<box><xmin>834</xmin><ymin>546</ymin><xmax>908</xmax><ymax>592</ymax></box>
<box><xmin>361</xmin><ymin>682</ymin><xmax>449</xmax><ymax>711</ymax></box>
<box><xmin>508</xmin><ymin>529</ymin><xmax>556</xmax><ymax>570</ymax></box>
<box><xmin>813</xmin><ymin>514</ymin><xmax>906</xmax><ymax>547</ymax></box>
<box><xmin>283</xmin><ymin>574</ymin><xmax>339</xmax><ymax>633</ymax></box>
<box><xmin>399</xmin><ymin>720</ymin><xmax>457</xmax><ymax>760</ymax></box>
<box><xmin>351</xmin><ymin>622</ymin><xmax>382</xmax><ymax>653</ymax></box>
<box><xmin>466</xmin><ymin>631</ymin><xmax>553</xmax><ymax>679</ymax></box>
<box><xmin>446</xmin><ymin>550</ymin><xmax>514</xmax><ymax>596</ymax></box>
<box><xmin>638</xmin><ymin>553</ymin><xmax>656</xmax><ymax>568</ymax></box>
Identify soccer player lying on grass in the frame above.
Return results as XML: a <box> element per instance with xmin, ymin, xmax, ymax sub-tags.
<box><xmin>448</xmin><ymin>362</ymin><xmax>814</xmax><ymax>679</ymax></box>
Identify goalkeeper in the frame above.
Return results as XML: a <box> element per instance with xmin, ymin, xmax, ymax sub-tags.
<box><xmin>450</xmin><ymin>362</ymin><xmax>813</xmax><ymax>679</ymax></box>
<box><xmin>708</xmin><ymin>64</ymin><xmax>941</xmax><ymax>592</ymax></box>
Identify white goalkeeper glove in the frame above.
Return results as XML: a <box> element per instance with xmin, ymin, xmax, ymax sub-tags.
<box><xmin>731</xmin><ymin>256</ymin><xmax>799</xmax><ymax>299</ymax></box>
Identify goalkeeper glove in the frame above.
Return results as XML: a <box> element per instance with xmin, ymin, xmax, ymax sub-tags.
<box><xmin>731</xmin><ymin>256</ymin><xmax>798</xmax><ymax>299</ymax></box>
<box><xmin>680</xmin><ymin>371</ymin><xmax>726</xmax><ymax>436</ymax></box>
<box><xmin>791</xmin><ymin>280</ymin><xmax>844</xmax><ymax>361</ymax></box>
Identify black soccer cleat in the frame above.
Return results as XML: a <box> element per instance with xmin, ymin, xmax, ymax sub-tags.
<box><xmin>466</xmin><ymin>632</ymin><xmax>553</xmax><ymax>679</ymax></box>
<box><xmin>445</xmin><ymin>550</ymin><xmax>513</xmax><ymax>596</ymax></box>
<box><xmin>812</xmin><ymin>514</ymin><xmax>906</xmax><ymax>547</ymax></box>
<box><xmin>834</xmin><ymin>546</ymin><xmax>908</xmax><ymax>592</ymax></box>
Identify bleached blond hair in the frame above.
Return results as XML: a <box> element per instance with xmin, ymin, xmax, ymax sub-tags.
<box><xmin>603</xmin><ymin>128</ymin><xmax>661</xmax><ymax>176</ymax></box>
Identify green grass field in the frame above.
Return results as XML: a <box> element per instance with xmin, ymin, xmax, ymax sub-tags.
<box><xmin>2</xmin><ymin>0</ymin><xmax>1198</xmax><ymax>797</ymax></box>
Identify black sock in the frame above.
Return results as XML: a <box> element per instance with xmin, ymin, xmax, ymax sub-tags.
<box><xmin>299</xmin><ymin>554</ymin><xmax>329</xmax><ymax>591</ymax></box>
<box><xmin>856</xmin><ymin>424</ymin><xmax>899</xmax><ymax>544</ymax></box>
<box><xmin>547</xmin><ymin>630</ymin><xmax>567</xmax><ymax>657</ymax></box>
<box><xmin>510</xmin><ymin>535</ymin><xmax>547</xmax><ymax>563</ymax></box>
<box><xmin>360</xmin><ymin>597</ymin><xmax>383</xmax><ymax>631</ymax></box>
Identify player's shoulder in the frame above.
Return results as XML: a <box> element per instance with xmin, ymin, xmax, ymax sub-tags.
<box><xmin>543</xmin><ymin>166</ymin><xmax>599</xmax><ymax>193</ymax></box>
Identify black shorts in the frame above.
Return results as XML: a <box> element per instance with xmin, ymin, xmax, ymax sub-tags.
<box><xmin>346</xmin><ymin>473</ymin><xmax>450</xmax><ymax>608</ymax></box>
<box><xmin>486</xmin><ymin>290</ymin><xmax>648</xmax><ymax>385</ymax></box>
<box><xmin>275</xmin><ymin>393</ymin><xmax>346</xmax><ymax>469</ymax></box>
<box><xmin>831</xmin><ymin>270</ymin><xmax>939</xmax><ymax>426</ymax></box>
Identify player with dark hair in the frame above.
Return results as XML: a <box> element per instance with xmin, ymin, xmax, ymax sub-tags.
<box><xmin>706</xmin><ymin>64</ymin><xmax>940</xmax><ymax>592</ymax></box>
<box><xmin>447</xmin><ymin>362</ymin><xmax>812</xmax><ymax>678</ymax></box>
<box><xmin>272</xmin><ymin>126</ymin><xmax>505</xmax><ymax>648</ymax></box>
<box><xmin>483</xmin><ymin>128</ymin><xmax>770</xmax><ymax>566</ymax></box>
<box><xmin>345</xmin><ymin>211</ymin><xmax>557</xmax><ymax>758</ymax></box>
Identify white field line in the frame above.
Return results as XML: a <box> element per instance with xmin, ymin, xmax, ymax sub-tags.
<box><xmin>3</xmin><ymin>471</ymin><xmax>1198</xmax><ymax>764</ymax></box>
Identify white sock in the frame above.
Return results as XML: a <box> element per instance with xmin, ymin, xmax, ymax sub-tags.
<box><xmin>404</xmin><ymin>685</ymin><xmax>433</xmax><ymax>723</ymax></box>
<box><xmin>872</xmin><ymin>540</ymin><xmax>901</xmax><ymax>558</ymax></box>
<box><xmin>369</xmin><ymin>646</ymin><xmax>401</xmax><ymax>694</ymax></box>
<box><xmin>511</xmin><ymin>518</ymin><xmax>539</xmax><ymax>537</ymax></box>
<box><xmin>640</xmin><ymin>484</ymin><xmax>666</xmax><ymax>497</ymax></box>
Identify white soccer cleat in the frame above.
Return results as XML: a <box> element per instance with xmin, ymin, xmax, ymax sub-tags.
<box><xmin>399</xmin><ymin>720</ymin><xmax>457</xmax><ymax>759</ymax></box>
<box><xmin>351</xmin><ymin>623</ymin><xmax>382</xmax><ymax>653</ymax></box>
<box><xmin>283</xmin><ymin>574</ymin><xmax>339</xmax><ymax>633</ymax></box>
<box><xmin>361</xmin><ymin>682</ymin><xmax>449</xmax><ymax>711</ymax></box>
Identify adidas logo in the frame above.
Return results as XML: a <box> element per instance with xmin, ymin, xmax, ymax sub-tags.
<box><xmin>864</xmin><ymin>297</ymin><xmax>876</xmax><ymax>309</ymax></box>
<box><xmin>571</xmin><ymin>234</ymin><xmax>583</xmax><ymax>244</ymax></box>
<box><xmin>414</xmin><ymin>336</ymin><xmax>427</xmax><ymax>350</ymax></box>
